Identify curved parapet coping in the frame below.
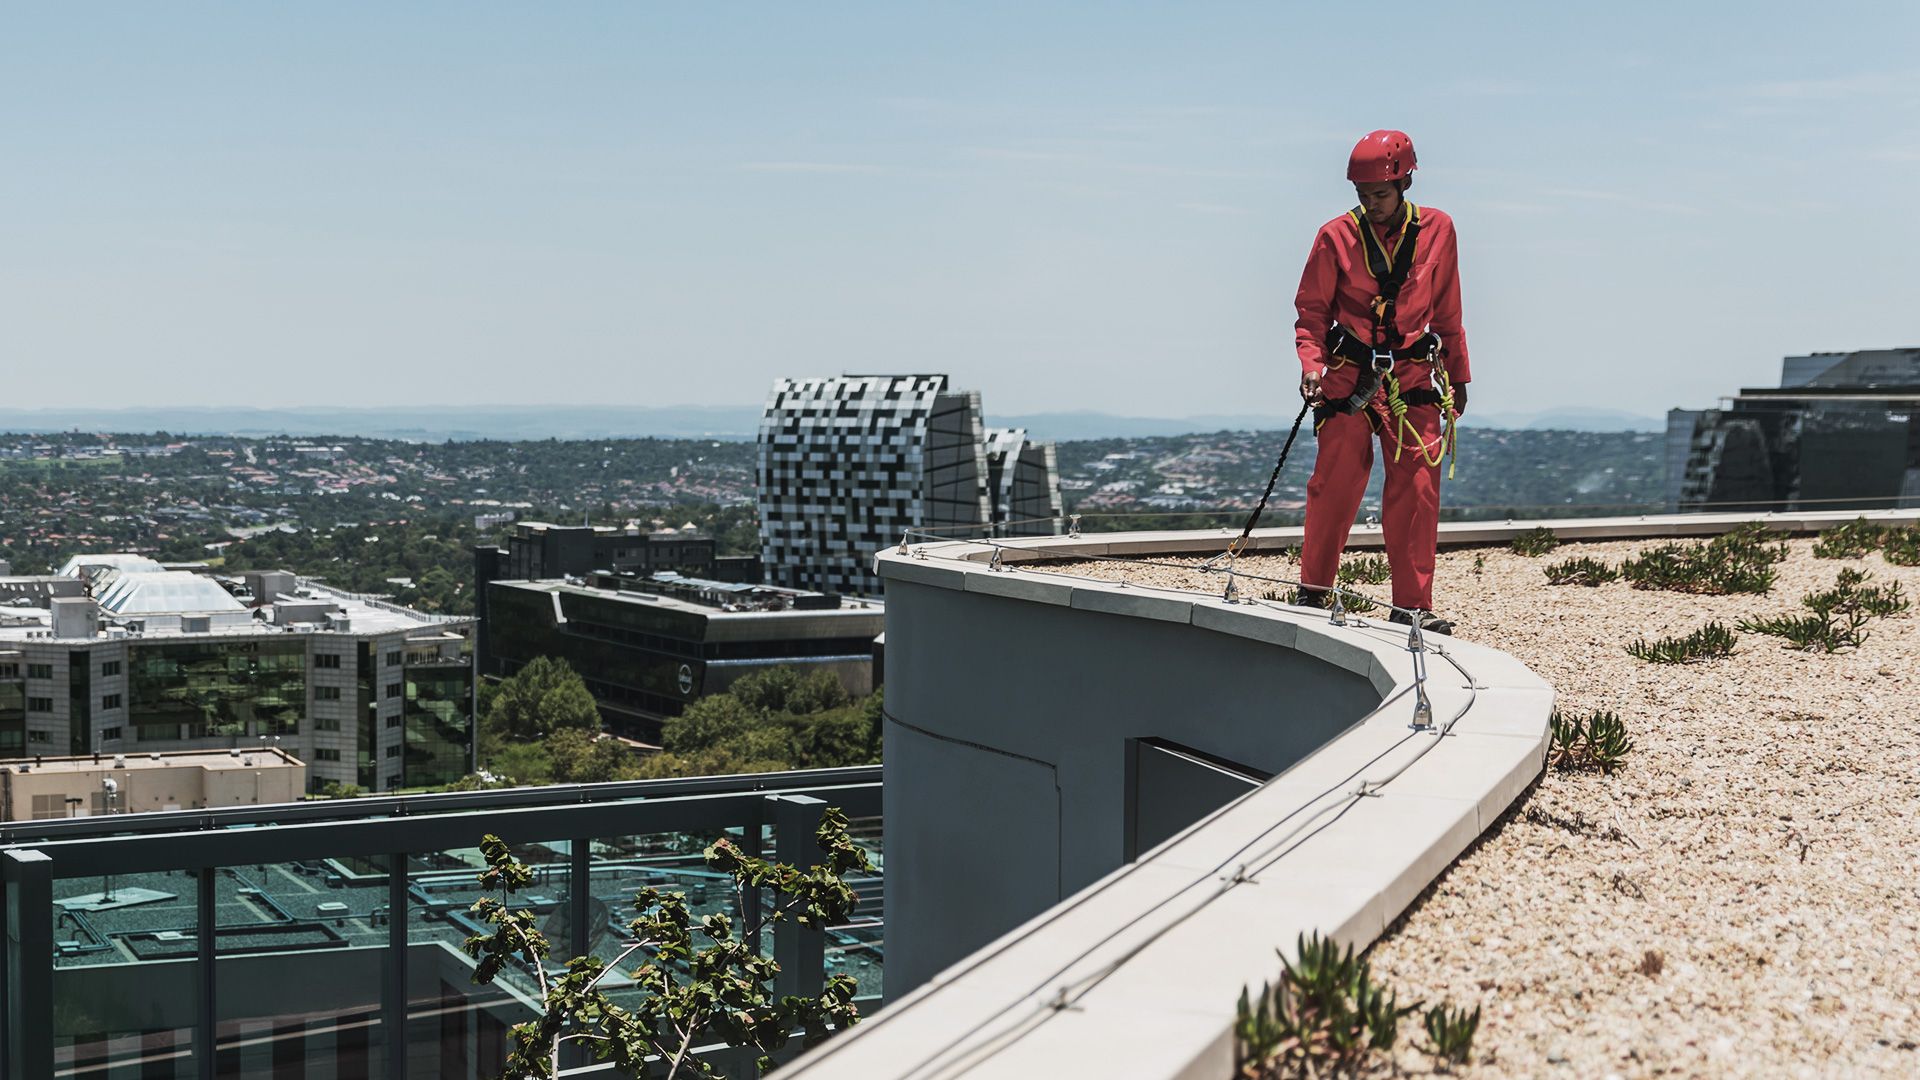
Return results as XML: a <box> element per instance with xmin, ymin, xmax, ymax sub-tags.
<box><xmin>945</xmin><ymin>507</ymin><xmax>1920</xmax><ymax>563</ymax></box>
<box><xmin>784</xmin><ymin>533</ymin><xmax>1554</xmax><ymax>1079</ymax></box>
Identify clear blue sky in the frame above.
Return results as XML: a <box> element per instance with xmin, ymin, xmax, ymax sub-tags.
<box><xmin>3</xmin><ymin>2</ymin><xmax>1915</xmax><ymax>421</ymax></box>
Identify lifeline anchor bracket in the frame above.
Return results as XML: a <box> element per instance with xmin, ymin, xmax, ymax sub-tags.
<box><xmin>988</xmin><ymin>547</ymin><xmax>1004</xmax><ymax>572</ymax></box>
<box><xmin>1409</xmin><ymin>686</ymin><xmax>1435</xmax><ymax>731</ymax></box>
<box><xmin>1221</xmin><ymin>571</ymin><xmax>1240</xmax><ymax>604</ymax></box>
<box><xmin>1068</xmin><ymin>513</ymin><xmax>1082</xmax><ymax>538</ymax></box>
<box><xmin>1328</xmin><ymin>590</ymin><xmax>1348</xmax><ymax>627</ymax></box>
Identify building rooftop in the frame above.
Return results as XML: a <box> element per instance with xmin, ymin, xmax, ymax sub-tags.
<box><xmin>507</xmin><ymin>572</ymin><xmax>882</xmax><ymax>617</ymax></box>
<box><xmin>2</xmin><ymin>748</ymin><xmax>303</xmax><ymax>775</ymax></box>
<box><xmin>56</xmin><ymin>554</ymin><xmax>165</xmax><ymax>578</ymax></box>
<box><xmin>1016</xmin><ymin>520</ymin><xmax>1920</xmax><ymax>1077</ymax></box>
<box><xmin>0</xmin><ymin>555</ymin><xmax>470</xmax><ymax>642</ymax></box>
<box><xmin>95</xmin><ymin>570</ymin><xmax>245</xmax><ymax>615</ymax></box>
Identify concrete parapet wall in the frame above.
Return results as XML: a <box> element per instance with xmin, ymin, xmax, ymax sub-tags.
<box><xmin>785</xmin><ymin>529</ymin><xmax>1555</xmax><ymax>1079</ymax></box>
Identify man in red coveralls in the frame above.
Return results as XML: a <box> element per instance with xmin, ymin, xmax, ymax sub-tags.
<box><xmin>1294</xmin><ymin>129</ymin><xmax>1469</xmax><ymax>633</ymax></box>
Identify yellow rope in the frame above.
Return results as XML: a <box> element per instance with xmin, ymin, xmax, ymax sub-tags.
<box><xmin>1381</xmin><ymin>371</ymin><xmax>1459</xmax><ymax>475</ymax></box>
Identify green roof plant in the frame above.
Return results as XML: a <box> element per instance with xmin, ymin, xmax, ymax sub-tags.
<box><xmin>1543</xmin><ymin>556</ymin><xmax>1618</xmax><ymax>586</ymax></box>
<box><xmin>1548</xmin><ymin>709</ymin><xmax>1635</xmax><ymax>774</ymax></box>
<box><xmin>1510</xmin><ymin>526</ymin><xmax>1559</xmax><ymax>557</ymax></box>
<box><xmin>1812</xmin><ymin>518</ymin><xmax>1886</xmax><ymax>560</ymax></box>
<box><xmin>1626</xmin><ymin>622</ymin><xmax>1737</xmax><ymax>664</ymax></box>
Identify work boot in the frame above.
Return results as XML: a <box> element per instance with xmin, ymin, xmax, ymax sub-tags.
<box><xmin>1390</xmin><ymin>608</ymin><xmax>1455</xmax><ymax>636</ymax></box>
<box><xmin>1292</xmin><ymin>587</ymin><xmax>1332</xmax><ymax>609</ymax></box>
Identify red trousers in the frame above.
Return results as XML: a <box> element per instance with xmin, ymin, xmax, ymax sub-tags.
<box><xmin>1300</xmin><ymin>367</ymin><xmax>1447</xmax><ymax>611</ymax></box>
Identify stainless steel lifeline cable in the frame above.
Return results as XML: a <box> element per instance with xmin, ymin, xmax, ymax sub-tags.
<box><xmin>784</xmin><ymin>535</ymin><xmax>1485</xmax><ymax>1078</ymax></box>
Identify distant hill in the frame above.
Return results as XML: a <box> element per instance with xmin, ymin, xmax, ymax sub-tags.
<box><xmin>1457</xmin><ymin>407</ymin><xmax>1666</xmax><ymax>433</ymax></box>
<box><xmin>990</xmin><ymin>412</ymin><xmax>1296</xmax><ymax>440</ymax></box>
<box><xmin>0</xmin><ymin>402</ymin><xmax>1666</xmax><ymax>441</ymax></box>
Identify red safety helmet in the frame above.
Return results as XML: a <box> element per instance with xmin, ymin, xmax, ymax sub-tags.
<box><xmin>1347</xmin><ymin>130</ymin><xmax>1417</xmax><ymax>184</ymax></box>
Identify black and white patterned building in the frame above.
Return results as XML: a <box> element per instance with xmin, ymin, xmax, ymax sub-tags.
<box><xmin>983</xmin><ymin>427</ymin><xmax>1065</xmax><ymax>537</ymax></box>
<box><xmin>757</xmin><ymin>375</ymin><xmax>1061</xmax><ymax>596</ymax></box>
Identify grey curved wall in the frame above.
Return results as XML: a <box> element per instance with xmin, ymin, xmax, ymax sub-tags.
<box><xmin>883</xmin><ymin>579</ymin><xmax>1379</xmax><ymax>994</ymax></box>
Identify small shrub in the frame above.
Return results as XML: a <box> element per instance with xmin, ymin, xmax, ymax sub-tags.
<box><xmin>1626</xmin><ymin>622</ymin><xmax>1737</xmax><ymax>664</ymax></box>
<box><xmin>1549</xmin><ymin>709</ymin><xmax>1635</xmax><ymax>773</ymax></box>
<box><xmin>1423</xmin><ymin>1002</ymin><xmax>1481</xmax><ymax>1067</ymax></box>
<box><xmin>1741</xmin><ymin>567</ymin><xmax>1905</xmax><ymax>651</ymax></box>
<box><xmin>1713</xmin><ymin>521</ymin><xmax>1791</xmax><ymax>565</ymax></box>
<box><xmin>1883</xmin><ymin>527</ymin><xmax>1920</xmax><ymax>566</ymax></box>
<box><xmin>1338</xmin><ymin>554</ymin><xmax>1392</xmax><ymax>585</ymax></box>
<box><xmin>1291</xmin><ymin>587</ymin><xmax>1377</xmax><ymax>615</ymax></box>
<box><xmin>1471</xmin><ymin>553</ymin><xmax>1485</xmax><ymax>577</ymax></box>
<box><xmin>1805</xmin><ymin>567</ymin><xmax>1910</xmax><ymax>619</ymax></box>
<box><xmin>1621</xmin><ymin>528</ymin><xmax>1781</xmax><ymax>595</ymax></box>
<box><xmin>1236</xmin><ymin>932</ymin><xmax>1418</xmax><ymax>1078</ymax></box>
<box><xmin>1511</xmin><ymin>526</ymin><xmax>1559</xmax><ymax>557</ymax></box>
<box><xmin>1739</xmin><ymin>607</ymin><xmax>1869</xmax><ymax>652</ymax></box>
<box><xmin>1813</xmin><ymin>518</ymin><xmax>1886</xmax><ymax>559</ymax></box>
<box><xmin>1543</xmin><ymin>556</ymin><xmax>1618</xmax><ymax>587</ymax></box>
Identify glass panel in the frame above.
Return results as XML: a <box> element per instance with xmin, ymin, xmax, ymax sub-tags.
<box><xmin>53</xmin><ymin>869</ymin><xmax>199</xmax><ymax>1079</ymax></box>
<box><xmin>836</xmin><ymin>815</ymin><xmax>885</xmax><ymax>1002</ymax></box>
<box><xmin>213</xmin><ymin>856</ymin><xmax>388</xmax><ymax>1079</ymax></box>
<box><xmin>585</xmin><ymin>826</ymin><xmax>742</xmax><ymax>1015</ymax></box>
<box><xmin>404</xmin><ymin>839</ymin><xmax>568</xmax><ymax>1078</ymax></box>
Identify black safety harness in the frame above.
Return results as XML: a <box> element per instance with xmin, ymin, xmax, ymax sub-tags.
<box><xmin>1211</xmin><ymin>199</ymin><xmax>1460</xmax><ymax>564</ymax></box>
<box><xmin>1314</xmin><ymin>201</ymin><xmax>1447</xmax><ymax>428</ymax></box>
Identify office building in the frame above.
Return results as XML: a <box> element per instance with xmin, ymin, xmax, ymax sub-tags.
<box><xmin>1668</xmin><ymin>346</ymin><xmax>1920</xmax><ymax>511</ymax></box>
<box><xmin>0</xmin><ymin>746</ymin><xmax>307</xmax><ymax>821</ymax></box>
<box><xmin>983</xmin><ymin>427</ymin><xmax>1065</xmax><ymax>536</ymax></box>
<box><xmin>472</xmin><ymin>520</ymin><xmax>762</xmax><ymax>664</ymax></box>
<box><xmin>0</xmin><ymin>556</ymin><xmax>473</xmax><ymax>794</ymax></box>
<box><xmin>480</xmin><ymin>571</ymin><xmax>883</xmax><ymax>743</ymax></box>
<box><xmin>757</xmin><ymin>374</ymin><xmax>1060</xmax><ymax>596</ymax></box>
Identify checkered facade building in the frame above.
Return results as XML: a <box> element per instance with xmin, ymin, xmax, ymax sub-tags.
<box><xmin>758</xmin><ymin>375</ymin><xmax>1060</xmax><ymax>596</ymax></box>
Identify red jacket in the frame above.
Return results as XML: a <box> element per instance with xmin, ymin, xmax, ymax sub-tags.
<box><xmin>1293</xmin><ymin>204</ymin><xmax>1470</xmax><ymax>387</ymax></box>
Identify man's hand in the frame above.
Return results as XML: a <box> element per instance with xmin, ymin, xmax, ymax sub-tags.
<box><xmin>1299</xmin><ymin>368</ymin><xmax>1325</xmax><ymax>407</ymax></box>
<box><xmin>1452</xmin><ymin>382</ymin><xmax>1468</xmax><ymax>417</ymax></box>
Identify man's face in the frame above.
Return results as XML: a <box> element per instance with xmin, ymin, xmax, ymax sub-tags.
<box><xmin>1354</xmin><ymin>181</ymin><xmax>1404</xmax><ymax>226</ymax></box>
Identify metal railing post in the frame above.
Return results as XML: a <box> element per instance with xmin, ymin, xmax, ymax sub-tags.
<box><xmin>385</xmin><ymin>852</ymin><xmax>408</xmax><ymax>1080</ymax></box>
<box><xmin>197</xmin><ymin>866</ymin><xmax>216</xmax><ymax>1080</ymax></box>
<box><xmin>770</xmin><ymin>795</ymin><xmax>826</xmax><ymax>1001</ymax></box>
<box><xmin>741</xmin><ymin>802</ymin><xmax>766</xmax><ymax>948</ymax></box>
<box><xmin>3</xmin><ymin>850</ymin><xmax>53</xmax><ymax>1080</ymax></box>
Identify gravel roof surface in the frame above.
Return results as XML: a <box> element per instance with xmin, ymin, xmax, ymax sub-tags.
<box><xmin>1025</xmin><ymin>536</ymin><xmax>1920</xmax><ymax>1077</ymax></box>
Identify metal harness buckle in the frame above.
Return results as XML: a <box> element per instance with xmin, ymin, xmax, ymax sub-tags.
<box><xmin>1370</xmin><ymin>348</ymin><xmax>1395</xmax><ymax>375</ymax></box>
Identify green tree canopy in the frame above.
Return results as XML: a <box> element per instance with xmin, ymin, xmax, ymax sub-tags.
<box><xmin>548</xmin><ymin>728</ymin><xmax>636</xmax><ymax>784</ymax></box>
<box><xmin>651</xmin><ymin>668</ymin><xmax>879</xmax><ymax>778</ymax></box>
<box><xmin>485</xmin><ymin>656</ymin><xmax>601</xmax><ymax>743</ymax></box>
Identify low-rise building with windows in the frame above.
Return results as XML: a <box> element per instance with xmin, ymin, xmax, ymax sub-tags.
<box><xmin>0</xmin><ymin>557</ymin><xmax>473</xmax><ymax>793</ymax></box>
<box><xmin>480</xmin><ymin>571</ymin><xmax>882</xmax><ymax>743</ymax></box>
<box><xmin>0</xmin><ymin>746</ymin><xmax>308</xmax><ymax>820</ymax></box>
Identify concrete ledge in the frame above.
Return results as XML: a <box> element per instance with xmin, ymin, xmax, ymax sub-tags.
<box><xmin>1068</xmin><ymin>586</ymin><xmax>1195</xmax><ymax>624</ymax></box>
<box><xmin>962</xmin><ymin>569</ymin><xmax>1075</xmax><ymax>606</ymax></box>
<box><xmin>788</xmin><ymin>530</ymin><xmax>1555</xmax><ymax>1079</ymax></box>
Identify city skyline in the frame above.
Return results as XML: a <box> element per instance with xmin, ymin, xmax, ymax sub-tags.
<box><xmin>5</xmin><ymin>3</ymin><xmax>1917</xmax><ymax>421</ymax></box>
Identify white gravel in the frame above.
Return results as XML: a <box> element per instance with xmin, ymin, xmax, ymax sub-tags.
<box><xmin>1027</xmin><ymin>537</ymin><xmax>1920</xmax><ymax>1077</ymax></box>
